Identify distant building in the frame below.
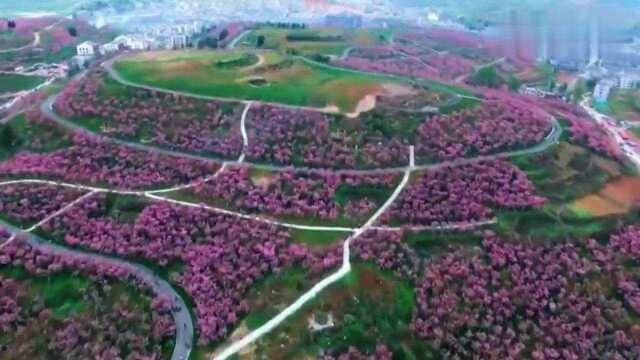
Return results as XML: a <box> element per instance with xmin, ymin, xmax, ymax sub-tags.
<box><xmin>325</xmin><ymin>13</ymin><xmax>362</xmax><ymax>29</ymax></box>
<box><xmin>70</xmin><ymin>55</ymin><xmax>92</xmax><ymax>70</ymax></box>
<box><xmin>76</xmin><ymin>41</ymin><xmax>98</xmax><ymax>57</ymax></box>
<box><xmin>116</xmin><ymin>35</ymin><xmax>149</xmax><ymax>50</ymax></box>
<box><xmin>519</xmin><ymin>86</ymin><xmax>557</xmax><ymax>98</ymax></box>
<box><xmin>594</xmin><ymin>78</ymin><xmax>617</xmax><ymax>102</ymax></box>
<box><xmin>619</xmin><ymin>71</ymin><xmax>640</xmax><ymax>89</ymax></box>
<box><xmin>99</xmin><ymin>42</ymin><xmax>120</xmax><ymax>55</ymax></box>
<box><xmin>169</xmin><ymin>34</ymin><xmax>189</xmax><ymax>49</ymax></box>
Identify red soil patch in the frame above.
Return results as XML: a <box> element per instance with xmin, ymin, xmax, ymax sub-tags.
<box><xmin>573</xmin><ymin>176</ymin><xmax>640</xmax><ymax>216</ymax></box>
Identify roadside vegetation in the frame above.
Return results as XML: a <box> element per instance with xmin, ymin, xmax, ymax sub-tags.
<box><xmin>0</xmin><ymin>73</ymin><xmax>45</xmax><ymax>94</ymax></box>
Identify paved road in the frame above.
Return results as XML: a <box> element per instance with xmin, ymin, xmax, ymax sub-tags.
<box><xmin>0</xmin><ymin>219</ymin><xmax>195</xmax><ymax>360</ymax></box>
<box><xmin>580</xmin><ymin>96</ymin><xmax>640</xmax><ymax>169</ymax></box>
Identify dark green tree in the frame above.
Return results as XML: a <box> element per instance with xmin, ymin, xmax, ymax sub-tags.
<box><xmin>67</xmin><ymin>26</ymin><xmax>78</xmax><ymax>37</ymax></box>
<box><xmin>472</xmin><ymin>65</ymin><xmax>501</xmax><ymax>88</ymax></box>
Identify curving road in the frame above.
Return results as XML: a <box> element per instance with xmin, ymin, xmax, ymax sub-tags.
<box><xmin>580</xmin><ymin>95</ymin><xmax>640</xmax><ymax>169</ymax></box>
<box><xmin>0</xmin><ymin>220</ymin><xmax>194</xmax><ymax>360</ymax></box>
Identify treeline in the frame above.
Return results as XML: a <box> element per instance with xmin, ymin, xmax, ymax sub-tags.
<box><xmin>258</xmin><ymin>21</ymin><xmax>308</xmax><ymax>29</ymax></box>
<box><xmin>285</xmin><ymin>34</ymin><xmax>344</xmax><ymax>42</ymax></box>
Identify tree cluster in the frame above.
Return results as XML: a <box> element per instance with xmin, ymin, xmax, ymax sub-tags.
<box><xmin>190</xmin><ymin>166</ymin><xmax>396</xmax><ymax>221</ymax></box>
<box><xmin>416</xmin><ymin>93</ymin><xmax>552</xmax><ymax>162</ymax></box>
<box><xmin>0</xmin><ymin>237</ymin><xmax>175</xmax><ymax>358</ymax></box>
<box><xmin>388</xmin><ymin>160</ymin><xmax>545</xmax><ymax>226</ymax></box>
<box><xmin>0</xmin><ymin>184</ymin><xmax>84</xmax><ymax>226</ymax></box>
<box><xmin>544</xmin><ymin>98</ymin><xmax>622</xmax><ymax>159</ymax></box>
<box><xmin>247</xmin><ymin>105</ymin><xmax>410</xmax><ymax>169</ymax></box>
<box><xmin>411</xmin><ymin>229</ymin><xmax>640</xmax><ymax>358</ymax></box>
<box><xmin>38</xmin><ymin>194</ymin><xmax>341</xmax><ymax>344</ymax></box>
<box><xmin>321</xmin><ymin>344</ymin><xmax>393</xmax><ymax>360</ymax></box>
<box><xmin>0</xmin><ymin>131</ymin><xmax>219</xmax><ymax>190</ymax></box>
<box><xmin>55</xmin><ymin>72</ymin><xmax>244</xmax><ymax>159</ymax></box>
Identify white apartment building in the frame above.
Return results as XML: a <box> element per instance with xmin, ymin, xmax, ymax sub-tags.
<box><xmin>594</xmin><ymin>78</ymin><xmax>617</xmax><ymax>102</ymax></box>
<box><xmin>76</xmin><ymin>41</ymin><xmax>98</xmax><ymax>57</ymax></box>
<box><xmin>619</xmin><ymin>71</ymin><xmax>640</xmax><ymax>89</ymax></box>
<box><xmin>99</xmin><ymin>42</ymin><xmax>120</xmax><ymax>55</ymax></box>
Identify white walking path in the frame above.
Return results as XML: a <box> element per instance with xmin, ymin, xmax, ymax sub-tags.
<box><xmin>212</xmin><ymin>146</ymin><xmax>415</xmax><ymax>360</ymax></box>
<box><xmin>0</xmin><ymin>191</ymin><xmax>97</xmax><ymax>250</ymax></box>
<box><xmin>145</xmin><ymin>193</ymin><xmax>355</xmax><ymax>233</ymax></box>
<box><xmin>238</xmin><ymin>101</ymin><xmax>252</xmax><ymax>163</ymax></box>
<box><xmin>25</xmin><ymin>191</ymin><xmax>98</xmax><ymax>232</ymax></box>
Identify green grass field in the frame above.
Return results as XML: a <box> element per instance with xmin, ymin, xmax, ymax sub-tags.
<box><xmin>247</xmin><ymin>263</ymin><xmax>428</xmax><ymax>359</ymax></box>
<box><xmin>0</xmin><ymin>73</ymin><xmax>46</xmax><ymax>94</ymax></box>
<box><xmin>113</xmin><ymin>50</ymin><xmax>406</xmax><ymax>113</ymax></box>
<box><xmin>604</xmin><ymin>89</ymin><xmax>640</xmax><ymax>123</ymax></box>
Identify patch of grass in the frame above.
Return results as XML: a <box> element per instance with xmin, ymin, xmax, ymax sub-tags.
<box><xmin>0</xmin><ymin>73</ymin><xmax>46</xmax><ymax>94</ymax></box>
<box><xmin>404</xmin><ymin>230</ymin><xmax>484</xmax><ymax>258</ymax></box>
<box><xmin>0</xmin><ymin>113</ymin><xmax>72</xmax><ymax>161</ymax></box>
<box><xmin>251</xmin><ymin>263</ymin><xmax>433</xmax><ymax>359</ymax></box>
<box><xmin>0</xmin><ymin>30</ymin><xmax>33</xmax><ymax>50</ymax></box>
<box><xmin>291</xmin><ymin>228</ymin><xmax>349</xmax><ymax>247</ymax></box>
<box><xmin>244</xmin><ymin>309</ymin><xmax>278</xmax><ymax>330</ymax></box>
<box><xmin>438</xmin><ymin>95</ymin><xmax>481</xmax><ymax>114</ymax></box>
<box><xmin>509</xmin><ymin>141</ymin><xmax>624</xmax><ymax>204</ymax></box>
<box><xmin>335</xmin><ymin>182</ymin><xmax>395</xmax><ymax>206</ymax></box>
<box><xmin>104</xmin><ymin>193</ymin><xmax>149</xmax><ymax>223</ymax></box>
<box><xmin>495</xmin><ymin>206</ymin><xmax>640</xmax><ymax>242</ymax></box>
<box><xmin>242</xmin><ymin>27</ymin><xmax>357</xmax><ymax>56</ymax></box>
<box><xmin>605</xmin><ymin>89</ymin><xmax>640</xmax><ymax>122</ymax></box>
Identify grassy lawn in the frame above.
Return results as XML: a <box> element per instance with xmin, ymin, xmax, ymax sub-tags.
<box><xmin>113</xmin><ymin>49</ymin><xmax>405</xmax><ymax>113</ymax></box>
<box><xmin>404</xmin><ymin>230</ymin><xmax>484</xmax><ymax>258</ymax></box>
<box><xmin>246</xmin><ymin>263</ymin><xmax>431</xmax><ymax>359</ymax></box>
<box><xmin>241</xmin><ymin>28</ymin><xmax>348</xmax><ymax>56</ymax></box>
<box><xmin>0</xmin><ymin>73</ymin><xmax>46</xmax><ymax>94</ymax></box>
<box><xmin>605</xmin><ymin>89</ymin><xmax>640</xmax><ymax>123</ymax></box>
